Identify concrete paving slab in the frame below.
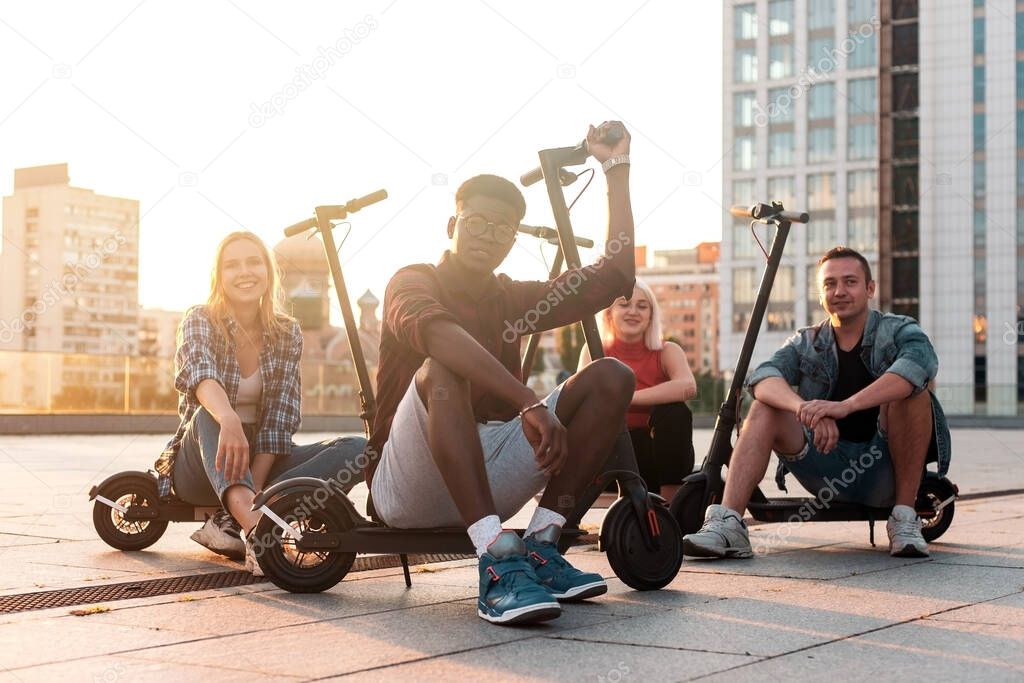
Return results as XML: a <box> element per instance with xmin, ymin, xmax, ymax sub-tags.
<box><xmin>832</xmin><ymin>561</ymin><xmax>1024</xmax><ymax>604</ymax></box>
<box><xmin>340</xmin><ymin>633</ymin><xmax>757</xmax><ymax>682</ymax></box>
<box><xmin>87</xmin><ymin>581</ymin><xmax>479</xmax><ymax>636</ymax></box>
<box><xmin>124</xmin><ymin>600</ymin><xmax>630</xmax><ymax>679</ymax></box>
<box><xmin>701</xmin><ymin>619</ymin><xmax>1024</xmax><ymax>682</ymax></box>
<box><xmin>683</xmin><ymin>542</ymin><xmax>931</xmax><ymax>580</ymax></box>
<box><xmin>2</xmin><ymin>655</ymin><xmax>300</xmax><ymax>683</ymax></box>
<box><xmin>928</xmin><ymin>590</ymin><xmax>1024</xmax><ymax>627</ymax></box>
<box><xmin>0</xmin><ymin>617</ymin><xmax>205</xmax><ymax>670</ymax></box>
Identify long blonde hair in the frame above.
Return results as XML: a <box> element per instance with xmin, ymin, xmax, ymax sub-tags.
<box><xmin>598</xmin><ymin>277</ymin><xmax>664</xmax><ymax>351</ymax></box>
<box><xmin>205</xmin><ymin>231</ymin><xmax>293</xmax><ymax>347</ymax></box>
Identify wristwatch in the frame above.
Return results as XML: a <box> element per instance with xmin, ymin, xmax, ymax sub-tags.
<box><xmin>601</xmin><ymin>154</ymin><xmax>630</xmax><ymax>173</ymax></box>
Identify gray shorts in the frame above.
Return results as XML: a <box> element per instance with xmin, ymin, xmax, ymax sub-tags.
<box><xmin>370</xmin><ymin>380</ymin><xmax>563</xmax><ymax>528</ymax></box>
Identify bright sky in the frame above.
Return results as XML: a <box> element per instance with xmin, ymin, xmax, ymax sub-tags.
<box><xmin>0</xmin><ymin>1</ymin><xmax>723</xmax><ymax>322</ymax></box>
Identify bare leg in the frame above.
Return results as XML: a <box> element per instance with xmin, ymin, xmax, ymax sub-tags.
<box><xmin>415</xmin><ymin>359</ymin><xmax>496</xmax><ymax>526</ymax></box>
<box><xmin>880</xmin><ymin>391</ymin><xmax>932</xmax><ymax>507</ymax></box>
<box><xmin>541</xmin><ymin>358</ymin><xmax>635</xmax><ymax>517</ymax></box>
<box><xmin>223</xmin><ymin>485</ymin><xmax>261</xmax><ymax>534</ymax></box>
<box><xmin>721</xmin><ymin>400</ymin><xmax>806</xmax><ymax>514</ymax></box>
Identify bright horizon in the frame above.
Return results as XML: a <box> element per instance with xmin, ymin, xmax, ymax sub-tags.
<box><xmin>0</xmin><ymin>1</ymin><xmax>724</xmax><ymax>322</ymax></box>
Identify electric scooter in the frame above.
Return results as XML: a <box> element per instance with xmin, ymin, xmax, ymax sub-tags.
<box><xmin>251</xmin><ymin>135</ymin><xmax>683</xmax><ymax>594</ymax></box>
<box><xmin>668</xmin><ymin>202</ymin><xmax>957</xmax><ymax>547</ymax></box>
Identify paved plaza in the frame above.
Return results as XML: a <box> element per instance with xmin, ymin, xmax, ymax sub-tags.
<box><xmin>0</xmin><ymin>427</ymin><xmax>1022</xmax><ymax>681</ymax></box>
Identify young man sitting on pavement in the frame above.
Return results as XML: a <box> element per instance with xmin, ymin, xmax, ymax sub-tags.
<box><xmin>683</xmin><ymin>246</ymin><xmax>950</xmax><ymax>560</ymax></box>
<box><xmin>365</xmin><ymin>122</ymin><xmax>637</xmax><ymax>625</ymax></box>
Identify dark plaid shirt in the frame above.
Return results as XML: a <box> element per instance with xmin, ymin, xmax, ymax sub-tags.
<box><xmin>366</xmin><ymin>250</ymin><xmax>633</xmax><ymax>486</ymax></box>
<box><xmin>154</xmin><ymin>305</ymin><xmax>303</xmax><ymax>478</ymax></box>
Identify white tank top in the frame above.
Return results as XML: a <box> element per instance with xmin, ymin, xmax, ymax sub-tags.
<box><xmin>235</xmin><ymin>368</ymin><xmax>262</xmax><ymax>424</ymax></box>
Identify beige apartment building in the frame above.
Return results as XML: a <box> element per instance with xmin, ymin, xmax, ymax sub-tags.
<box><xmin>0</xmin><ymin>164</ymin><xmax>139</xmax><ymax>411</ymax></box>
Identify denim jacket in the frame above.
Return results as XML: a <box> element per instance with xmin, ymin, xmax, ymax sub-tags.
<box><xmin>747</xmin><ymin>309</ymin><xmax>951</xmax><ymax>477</ymax></box>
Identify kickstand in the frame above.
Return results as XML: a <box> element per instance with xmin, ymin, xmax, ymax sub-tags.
<box><xmin>868</xmin><ymin>520</ymin><xmax>876</xmax><ymax>547</ymax></box>
<box><xmin>400</xmin><ymin>554</ymin><xmax>412</xmax><ymax>588</ymax></box>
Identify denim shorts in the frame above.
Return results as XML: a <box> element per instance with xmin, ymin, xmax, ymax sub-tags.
<box><xmin>370</xmin><ymin>381</ymin><xmax>563</xmax><ymax>529</ymax></box>
<box><xmin>776</xmin><ymin>427</ymin><xmax>896</xmax><ymax>508</ymax></box>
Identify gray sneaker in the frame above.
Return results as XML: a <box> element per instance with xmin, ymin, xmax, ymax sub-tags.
<box><xmin>242</xmin><ymin>528</ymin><xmax>264</xmax><ymax>577</ymax></box>
<box><xmin>887</xmin><ymin>504</ymin><xmax>929</xmax><ymax>557</ymax></box>
<box><xmin>682</xmin><ymin>504</ymin><xmax>753</xmax><ymax>559</ymax></box>
<box><xmin>190</xmin><ymin>509</ymin><xmax>245</xmax><ymax>560</ymax></box>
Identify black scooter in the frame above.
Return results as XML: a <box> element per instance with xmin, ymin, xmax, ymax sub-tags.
<box><xmin>249</xmin><ymin>135</ymin><xmax>683</xmax><ymax>594</ymax></box>
<box><xmin>668</xmin><ymin>202</ymin><xmax>957</xmax><ymax>548</ymax></box>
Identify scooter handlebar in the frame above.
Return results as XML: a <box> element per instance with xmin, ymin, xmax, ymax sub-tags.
<box><xmin>730</xmin><ymin>203</ymin><xmax>809</xmax><ymax>224</ymax></box>
<box><xmin>283</xmin><ymin>217</ymin><xmax>318</xmax><ymax>237</ymax></box>
<box><xmin>518</xmin><ymin>223</ymin><xmax>594</xmax><ymax>248</ymax></box>
<box><xmin>347</xmin><ymin>189</ymin><xmax>388</xmax><ymax>213</ymax></box>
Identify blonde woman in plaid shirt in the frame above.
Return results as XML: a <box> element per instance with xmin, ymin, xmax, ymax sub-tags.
<box><xmin>156</xmin><ymin>231</ymin><xmax>365</xmax><ymax>574</ymax></box>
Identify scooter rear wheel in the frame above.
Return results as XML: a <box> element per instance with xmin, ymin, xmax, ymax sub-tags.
<box><xmin>602</xmin><ymin>498</ymin><xmax>682</xmax><ymax>591</ymax></box>
<box><xmin>253</xmin><ymin>490</ymin><xmax>356</xmax><ymax>593</ymax></box>
<box><xmin>92</xmin><ymin>476</ymin><xmax>168</xmax><ymax>551</ymax></box>
<box><xmin>668</xmin><ymin>475</ymin><xmax>709</xmax><ymax>536</ymax></box>
<box><xmin>917</xmin><ymin>476</ymin><xmax>956</xmax><ymax>542</ymax></box>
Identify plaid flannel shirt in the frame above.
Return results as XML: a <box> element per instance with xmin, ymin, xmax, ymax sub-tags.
<box><xmin>154</xmin><ymin>305</ymin><xmax>303</xmax><ymax>483</ymax></box>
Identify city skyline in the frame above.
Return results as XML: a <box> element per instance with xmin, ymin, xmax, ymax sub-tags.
<box><xmin>0</xmin><ymin>1</ymin><xmax>725</xmax><ymax>321</ymax></box>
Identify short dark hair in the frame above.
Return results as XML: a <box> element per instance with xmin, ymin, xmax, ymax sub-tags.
<box><xmin>817</xmin><ymin>246</ymin><xmax>872</xmax><ymax>282</ymax></box>
<box><xmin>455</xmin><ymin>174</ymin><xmax>526</xmax><ymax>221</ymax></box>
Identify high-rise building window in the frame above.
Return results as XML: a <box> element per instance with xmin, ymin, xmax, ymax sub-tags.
<box><xmin>735</xmin><ymin>4</ymin><xmax>758</xmax><ymax>40</ymax></box>
<box><xmin>974</xmin><ymin>160</ymin><xmax>986</xmax><ymax>198</ymax></box>
<box><xmin>974</xmin><ymin>112</ymin><xmax>986</xmax><ymax>151</ymax></box>
<box><xmin>808</xmin><ymin>173</ymin><xmax>836</xmax><ymax>209</ymax></box>
<box><xmin>808</xmin><ymin>83</ymin><xmax>835</xmax><ymax>119</ymax></box>
<box><xmin>807</xmin><ymin>264</ymin><xmax>824</xmax><ymax>325</ymax></box>
<box><xmin>807</xmin><ymin>217</ymin><xmax>838</xmax><ymax>255</ymax></box>
<box><xmin>767</xmin><ymin>176</ymin><xmax>796</xmax><ymax>208</ymax></box>
<box><xmin>734</xmin><ymin>91</ymin><xmax>757</xmax><ymax>127</ymax></box>
<box><xmin>769</xmin><ymin>131</ymin><xmax>795</xmax><ymax>167</ymax></box>
<box><xmin>734</xmin><ymin>135</ymin><xmax>756</xmax><ymax>170</ymax></box>
<box><xmin>769</xmin><ymin>0</ymin><xmax>794</xmax><ymax>36</ymax></box>
<box><xmin>768</xmin><ymin>87</ymin><xmax>795</xmax><ymax>123</ymax></box>
<box><xmin>808</xmin><ymin>36</ymin><xmax>836</xmax><ymax>73</ymax></box>
<box><xmin>974</xmin><ymin>17</ymin><xmax>985</xmax><ymax>55</ymax></box>
<box><xmin>809</xmin><ymin>0</ymin><xmax>836</xmax><ymax>30</ymax></box>
<box><xmin>733</xmin><ymin>221</ymin><xmax>762</xmax><ymax>258</ymax></box>
<box><xmin>766</xmin><ymin>266</ymin><xmax>796</xmax><ymax>331</ymax></box>
<box><xmin>848</xmin><ymin>0</ymin><xmax>877</xmax><ymax>24</ymax></box>
<box><xmin>808</xmin><ymin>127</ymin><xmax>836</xmax><ymax>163</ymax></box>
<box><xmin>769</xmin><ymin>42</ymin><xmax>794</xmax><ymax>79</ymax></box>
<box><xmin>848</xmin><ymin>31</ymin><xmax>876</xmax><ymax>68</ymax></box>
<box><xmin>733</xmin><ymin>178</ymin><xmax>756</xmax><ymax>205</ymax></box>
<box><xmin>848</xmin><ymin>123</ymin><xmax>877</xmax><ymax>160</ymax></box>
<box><xmin>735</xmin><ymin>47</ymin><xmax>758</xmax><ymax>82</ymax></box>
<box><xmin>848</xmin><ymin>216</ymin><xmax>878</xmax><ymax>253</ymax></box>
<box><xmin>733</xmin><ymin>266</ymin><xmax>758</xmax><ymax>332</ymax></box>
<box><xmin>848</xmin><ymin>78</ymin><xmax>878</xmax><ymax>115</ymax></box>
<box><xmin>975</xmin><ymin>65</ymin><xmax>986</xmax><ymax>103</ymax></box>
<box><xmin>848</xmin><ymin>170</ymin><xmax>877</xmax><ymax>207</ymax></box>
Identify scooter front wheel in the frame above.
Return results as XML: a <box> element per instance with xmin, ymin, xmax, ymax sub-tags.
<box><xmin>253</xmin><ymin>490</ymin><xmax>356</xmax><ymax>593</ymax></box>
<box><xmin>92</xmin><ymin>475</ymin><xmax>168</xmax><ymax>551</ymax></box>
<box><xmin>917</xmin><ymin>475</ymin><xmax>956</xmax><ymax>542</ymax></box>
<box><xmin>602</xmin><ymin>497</ymin><xmax>682</xmax><ymax>591</ymax></box>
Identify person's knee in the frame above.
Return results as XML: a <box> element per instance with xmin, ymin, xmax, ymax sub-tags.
<box><xmin>415</xmin><ymin>358</ymin><xmax>469</xmax><ymax>405</ymax></box>
<box><xmin>585</xmin><ymin>357</ymin><xmax>636</xmax><ymax>401</ymax></box>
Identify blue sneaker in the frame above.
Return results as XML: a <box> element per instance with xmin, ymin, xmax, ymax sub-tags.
<box><xmin>524</xmin><ymin>525</ymin><xmax>607</xmax><ymax>601</ymax></box>
<box><xmin>478</xmin><ymin>531</ymin><xmax>561</xmax><ymax>625</ymax></box>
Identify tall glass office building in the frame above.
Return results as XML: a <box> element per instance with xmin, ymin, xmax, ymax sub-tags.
<box><xmin>722</xmin><ymin>0</ymin><xmax>1023</xmax><ymax>415</ymax></box>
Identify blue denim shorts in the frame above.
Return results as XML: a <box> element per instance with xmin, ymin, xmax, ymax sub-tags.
<box><xmin>776</xmin><ymin>427</ymin><xmax>896</xmax><ymax>508</ymax></box>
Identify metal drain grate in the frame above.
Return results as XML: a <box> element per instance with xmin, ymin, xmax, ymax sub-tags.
<box><xmin>0</xmin><ymin>552</ymin><xmax>475</xmax><ymax>615</ymax></box>
<box><xmin>0</xmin><ymin>570</ymin><xmax>261</xmax><ymax>614</ymax></box>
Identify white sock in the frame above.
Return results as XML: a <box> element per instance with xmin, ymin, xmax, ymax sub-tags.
<box><xmin>525</xmin><ymin>507</ymin><xmax>566</xmax><ymax>537</ymax></box>
<box><xmin>468</xmin><ymin>515</ymin><xmax>502</xmax><ymax>557</ymax></box>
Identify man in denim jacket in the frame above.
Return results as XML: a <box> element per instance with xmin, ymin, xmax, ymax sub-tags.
<box><xmin>684</xmin><ymin>247</ymin><xmax>950</xmax><ymax>559</ymax></box>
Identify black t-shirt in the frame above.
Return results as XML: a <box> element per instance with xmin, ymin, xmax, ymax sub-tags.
<box><xmin>829</xmin><ymin>337</ymin><xmax>879</xmax><ymax>442</ymax></box>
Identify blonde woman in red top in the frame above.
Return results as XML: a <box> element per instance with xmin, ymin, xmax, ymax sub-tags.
<box><xmin>580</xmin><ymin>278</ymin><xmax>697</xmax><ymax>500</ymax></box>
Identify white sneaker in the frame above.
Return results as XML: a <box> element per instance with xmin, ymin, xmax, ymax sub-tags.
<box><xmin>887</xmin><ymin>504</ymin><xmax>929</xmax><ymax>557</ymax></box>
<box><xmin>190</xmin><ymin>509</ymin><xmax>245</xmax><ymax>560</ymax></box>
<box><xmin>682</xmin><ymin>504</ymin><xmax>753</xmax><ymax>559</ymax></box>
<box><xmin>242</xmin><ymin>528</ymin><xmax>264</xmax><ymax>577</ymax></box>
